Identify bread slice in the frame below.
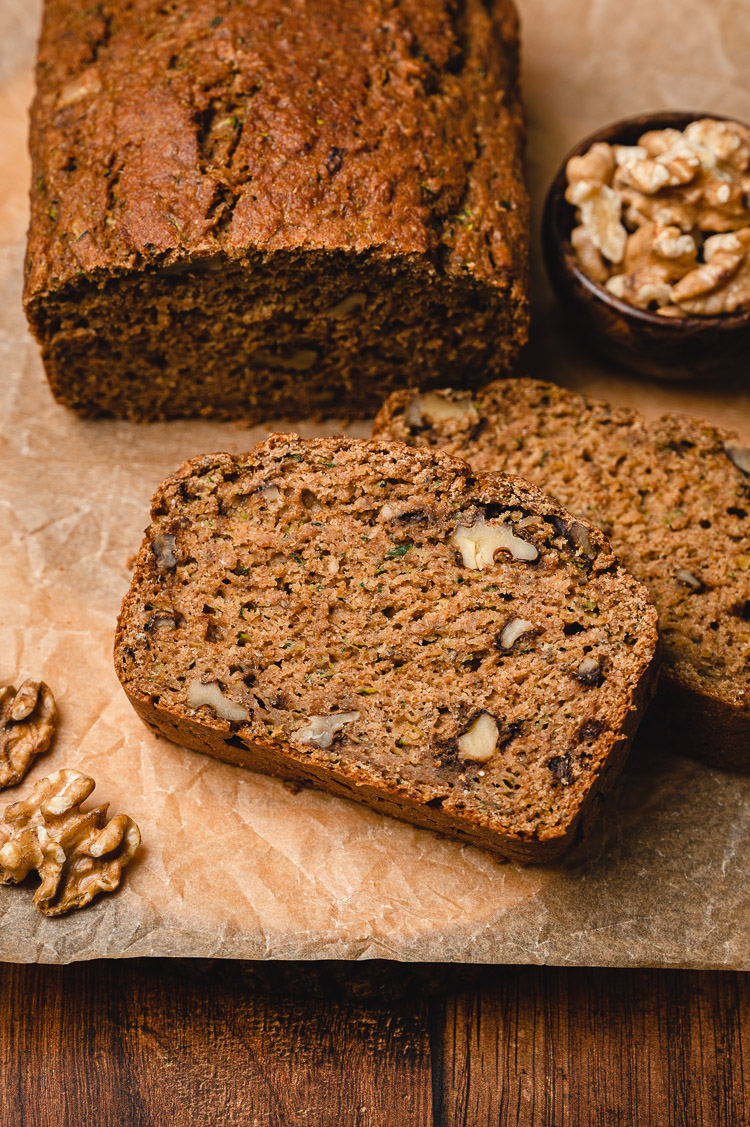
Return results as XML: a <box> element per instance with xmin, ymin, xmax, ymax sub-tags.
<box><xmin>114</xmin><ymin>435</ymin><xmax>658</xmax><ymax>861</ymax></box>
<box><xmin>373</xmin><ymin>379</ymin><xmax>750</xmax><ymax>770</ymax></box>
<box><xmin>24</xmin><ymin>0</ymin><xmax>528</xmax><ymax>422</ymax></box>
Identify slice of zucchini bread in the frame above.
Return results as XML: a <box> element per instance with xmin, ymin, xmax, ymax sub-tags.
<box><xmin>373</xmin><ymin>378</ymin><xmax>750</xmax><ymax>769</ymax></box>
<box><xmin>114</xmin><ymin>435</ymin><xmax>658</xmax><ymax>862</ymax></box>
<box><xmin>24</xmin><ymin>0</ymin><xmax>528</xmax><ymax>422</ymax></box>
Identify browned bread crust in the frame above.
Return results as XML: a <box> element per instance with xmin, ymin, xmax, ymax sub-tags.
<box><xmin>373</xmin><ymin>378</ymin><xmax>750</xmax><ymax>770</ymax></box>
<box><xmin>24</xmin><ymin>0</ymin><xmax>529</xmax><ymax>421</ymax></box>
<box><xmin>114</xmin><ymin>435</ymin><xmax>658</xmax><ymax>861</ymax></box>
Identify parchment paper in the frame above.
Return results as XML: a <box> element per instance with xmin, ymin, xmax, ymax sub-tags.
<box><xmin>2</xmin><ymin>0</ymin><xmax>749</xmax><ymax>967</ymax></box>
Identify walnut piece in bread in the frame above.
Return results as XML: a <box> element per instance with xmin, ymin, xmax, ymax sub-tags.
<box><xmin>115</xmin><ymin>435</ymin><xmax>659</xmax><ymax>863</ymax></box>
<box><xmin>373</xmin><ymin>378</ymin><xmax>750</xmax><ymax>770</ymax></box>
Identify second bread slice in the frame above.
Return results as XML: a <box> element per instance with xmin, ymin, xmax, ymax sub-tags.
<box><xmin>115</xmin><ymin>435</ymin><xmax>658</xmax><ymax>861</ymax></box>
<box><xmin>374</xmin><ymin>378</ymin><xmax>750</xmax><ymax>769</ymax></box>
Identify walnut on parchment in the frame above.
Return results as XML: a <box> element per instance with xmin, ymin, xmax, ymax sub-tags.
<box><xmin>0</xmin><ymin>680</ymin><xmax>57</xmax><ymax>790</ymax></box>
<box><xmin>0</xmin><ymin>769</ymin><xmax>140</xmax><ymax>916</ymax></box>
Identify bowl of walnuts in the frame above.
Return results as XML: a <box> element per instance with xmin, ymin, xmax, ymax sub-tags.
<box><xmin>543</xmin><ymin>111</ymin><xmax>750</xmax><ymax>380</ymax></box>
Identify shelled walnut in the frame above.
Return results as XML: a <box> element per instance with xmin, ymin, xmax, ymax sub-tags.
<box><xmin>0</xmin><ymin>680</ymin><xmax>57</xmax><ymax>790</ymax></box>
<box><xmin>566</xmin><ymin>118</ymin><xmax>750</xmax><ymax>316</ymax></box>
<box><xmin>0</xmin><ymin>769</ymin><xmax>140</xmax><ymax>916</ymax></box>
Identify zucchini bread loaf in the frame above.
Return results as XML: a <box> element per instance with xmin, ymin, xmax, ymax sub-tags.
<box><xmin>373</xmin><ymin>378</ymin><xmax>750</xmax><ymax>769</ymax></box>
<box><xmin>114</xmin><ymin>435</ymin><xmax>658</xmax><ymax>862</ymax></box>
<box><xmin>24</xmin><ymin>0</ymin><xmax>529</xmax><ymax>422</ymax></box>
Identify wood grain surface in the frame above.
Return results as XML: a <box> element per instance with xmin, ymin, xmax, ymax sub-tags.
<box><xmin>1</xmin><ymin>961</ymin><xmax>748</xmax><ymax>1126</ymax></box>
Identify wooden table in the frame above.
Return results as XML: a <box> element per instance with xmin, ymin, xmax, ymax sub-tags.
<box><xmin>2</xmin><ymin>960</ymin><xmax>747</xmax><ymax>1125</ymax></box>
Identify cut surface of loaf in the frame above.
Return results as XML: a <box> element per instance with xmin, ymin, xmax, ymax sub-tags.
<box><xmin>373</xmin><ymin>379</ymin><xmax>750</xmax><ymax>769</ymax></box>
<box><xmin>24</xmin><ymin>0</ymin><xmax>528</xmax><ymax>421</ymax></box>
<box><xmin>115</xmin><ymin>436</ymin><xmax>658</xmax><ymax>861</ymax></box>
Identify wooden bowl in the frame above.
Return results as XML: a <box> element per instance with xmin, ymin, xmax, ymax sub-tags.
<box><xmin>542</xmin><ymin>111</ymin><xmax>750</xmax><ymax>381</ymax></box>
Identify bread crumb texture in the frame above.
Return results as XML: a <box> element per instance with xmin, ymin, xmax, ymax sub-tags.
<box><xmin>374</xmin><ymin>379</ymin><xmax>750</xmax><ymax>768</ymax></box>
<box><xmin>24</xmin><ymin>0</ymin><xmax>528</xmax><ymax>420</ymax></box>
<box><xmin>115</xmin><ymin>436</ymin><xmax>658</xmax><ymax>861</ymax></box>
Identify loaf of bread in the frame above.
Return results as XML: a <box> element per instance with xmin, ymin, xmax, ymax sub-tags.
<box><xmin>114</xmin><ymin>435</ymin><xmax>658</xmax><ymax>861</ymax></box>
<box><xmin>24</xmin><ymin>0</ymin><xmax>529</xmax><ymax>422</ymax></box>
<box><xmin>373</xmin><ymin>378</ymin><xmax>750</xmax><ymax>770</ymax></box>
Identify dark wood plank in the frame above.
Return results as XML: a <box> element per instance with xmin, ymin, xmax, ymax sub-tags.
<box><xmin>3</xmin><ymin>960</ymin><xmax>749</xmax><ymax>1127</ymax></box>
<box><xmin>0</xmin><ymin>961</ymin><xmax>432</xmax><ymax>1127</ymax></box>
<box><xmin>432</xmin><ymin>966</ymin><xmax>750</xmax><ymax>1127</ymax></box>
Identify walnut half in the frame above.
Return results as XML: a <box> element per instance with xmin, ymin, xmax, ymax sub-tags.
<box><xmin>566</xmin><ymin>119</ymin><xmax>750</xmax><ymax>316</ymax></box>
<box><xmin>0</xmin><ymin>680</ymin><xmax>57</xmax><ymax>790</ymax></box>
<box><xmin>0</xmin><ymin>769</ymin><xmax>140</xmax><ymax>916</ymax></box>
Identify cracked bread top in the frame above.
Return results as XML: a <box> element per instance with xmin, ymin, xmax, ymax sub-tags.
<box><xmin>25</xmin><ymin>0</ymin><xmax>528</xmax><ymax>302</ymax></box>
<box><xmin>373</xmin><ymin>378</ymin><xmax>750</xmax><ymax>765</ymax></box>
<box><xmin>115</xmin><ymin>435</ymin><xmax>658</xmax><ymax>855</ymax></box>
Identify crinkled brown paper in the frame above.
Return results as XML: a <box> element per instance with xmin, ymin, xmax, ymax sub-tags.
<box><xmin>2</xmin><ymin>0</ymin><xmax>750</xmax><ymax>967</ymax></box>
